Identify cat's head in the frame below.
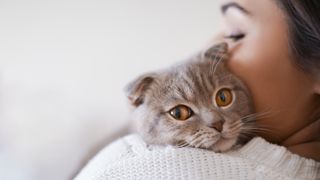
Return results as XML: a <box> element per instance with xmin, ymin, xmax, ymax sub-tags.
<box><xmin>125</xmin><ymin>43</ymin><xmax>254</xmax><ymax>152</ymax></box>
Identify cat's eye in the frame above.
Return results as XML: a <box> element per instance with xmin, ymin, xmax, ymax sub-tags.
<box><xmin>215</xmin><ymin>88</ymin><xmax>233</xmax><ymax>107</ymax></box>
<box><xmin>169</xmin><ymin>105</ymin><xmax>193</xmax><ymax>121</ymax></box>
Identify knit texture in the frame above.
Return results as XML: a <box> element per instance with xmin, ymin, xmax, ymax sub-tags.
<box><xmin>75</xmin><ymin>134</ymin><xmax>320</xmax><ymax>180</ymax></box>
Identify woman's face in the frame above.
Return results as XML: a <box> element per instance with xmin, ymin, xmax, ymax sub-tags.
<box><xmin>217</xmin><ymin>0</ymin><xmax>319</xmax><ymax>144</ymax></box>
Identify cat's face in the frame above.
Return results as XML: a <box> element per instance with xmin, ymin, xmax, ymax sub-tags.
<box><xmin>126</xmin><ymin>43</ymin><xmax>254</xmax><ymax>152</ymax></box>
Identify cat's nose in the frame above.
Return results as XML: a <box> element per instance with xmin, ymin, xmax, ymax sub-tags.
<box><xmin>210</xmin><ymin>121</ymin><xmax>224</xmax><ymax>132</ymax></box>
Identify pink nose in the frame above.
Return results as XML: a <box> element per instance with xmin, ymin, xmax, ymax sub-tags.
<box><xmin>210</xmin><ymin>121</ymin><xmax>223</xmax><ymax>132</ymax></box>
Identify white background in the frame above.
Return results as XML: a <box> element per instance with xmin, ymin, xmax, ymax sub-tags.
<box><xmin>0</xmin><ymin>0</ymin><xmax>220</xmax><ymax>179</ymax></box>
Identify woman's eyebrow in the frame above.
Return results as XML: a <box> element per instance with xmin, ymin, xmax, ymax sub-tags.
<box><xmin>221</xmin><ymin>2</ymin><xmax>250</xmax><ymax>15</ymax></box>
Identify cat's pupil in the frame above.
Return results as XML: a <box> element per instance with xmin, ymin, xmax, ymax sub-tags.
<box><xmin>219</xmin><ymin>92</ymin><xmax>226</xmax><ymax>102</ymax></box>
<box><xmin>174</xmin><ymin>108</ymin><xmax>181</xmax><ymax>118</ymax></box>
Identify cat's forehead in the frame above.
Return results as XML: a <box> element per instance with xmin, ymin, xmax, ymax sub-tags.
<box><xmin>171</xmin><ymin>58</ymin><xmax>226</xmax><ymax>82</ymax></box>
<box><xmin>154</xmin><ymin>62</ymin><xmax>218</xmax><ymax>103</ymax></box>
<box><xmin>155</xmin><ymin>57</ymin><xmax>239</xmax><ymax>101</ymax></box>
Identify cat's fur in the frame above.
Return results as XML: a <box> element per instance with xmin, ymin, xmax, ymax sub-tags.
<box><xmin>125</xmin><ymin>43</ymin><xmax>255</xmax><ymax>152</ymax></box>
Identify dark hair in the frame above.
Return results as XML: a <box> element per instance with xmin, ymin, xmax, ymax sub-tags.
<box><xmin>276</xmin><ymin>0</ymin><xmax>320</xmax><ymax>77</ymax></box>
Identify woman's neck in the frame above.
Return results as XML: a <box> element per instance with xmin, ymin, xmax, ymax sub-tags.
<box><xmin>281</xmin><ymin>118</ymin><xmax>320</xmax><ymax>161</ymax></box>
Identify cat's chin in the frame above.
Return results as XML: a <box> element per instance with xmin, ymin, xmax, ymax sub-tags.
<box><xmin>209</xmin><ymin>137</ymin><xmax>238</xmax><ymax>152</ymax></box>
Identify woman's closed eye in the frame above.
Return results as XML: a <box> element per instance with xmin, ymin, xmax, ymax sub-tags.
<box><xmin>224</xmin><ymin>33</ymin><xmax>245</xmax><ymax>42</ymax></box>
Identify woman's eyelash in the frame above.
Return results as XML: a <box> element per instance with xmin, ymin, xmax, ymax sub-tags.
<box><xmin>224</xmin><ymin>33</ymin><xmax>245</xmax><ymax>41</ymax></box>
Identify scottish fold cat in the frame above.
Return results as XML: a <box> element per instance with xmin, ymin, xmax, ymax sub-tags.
<box><xmin>126</xmin><ymin>43</ymin><xmax>255</xmax><ymax>152</ymax></box>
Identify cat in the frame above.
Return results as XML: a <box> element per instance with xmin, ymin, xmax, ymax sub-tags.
<box><xmin>125</xmin><ymin>43</ymin><xmax>255</xmax><ymax>152</ymax></box>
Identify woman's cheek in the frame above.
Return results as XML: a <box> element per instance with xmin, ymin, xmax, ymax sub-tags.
<box><xmin>226</xmin><ymin>38</ymin><xmax>288</xmax><ymax>115</ymax></box>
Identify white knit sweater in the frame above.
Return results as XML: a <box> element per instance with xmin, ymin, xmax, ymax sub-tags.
<box><xmin>75</xmin><ymin>134</ymin><xmax>320</xmax><ymax>180</ymax></box>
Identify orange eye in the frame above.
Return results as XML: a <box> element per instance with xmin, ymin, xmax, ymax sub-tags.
<box><xmin>169</xmin><ymin>105</ymin><xmax>193</xmax><ymax>121</ymax></box>
<box><xmin>215</xmin><ymin>88</ymin><xmax>233</xmax><ymax>107</ymax></box>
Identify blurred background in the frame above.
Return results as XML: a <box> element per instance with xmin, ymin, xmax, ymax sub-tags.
<box><xmin>0</xmin><ymin>0</ymin><xmax>220</xmax><ymax>179</ymax></box>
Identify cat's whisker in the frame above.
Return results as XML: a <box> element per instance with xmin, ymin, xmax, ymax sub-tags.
<box><xmin>176</xmin><ymin>141</ymin><xmax>187</xmax><ymax>146</ymax></box>
<box><xmin>241</xmin><ymin>106</ymin><xmax>292</xmax><ymax>124</ymax></box>
<box><xmin>226</xmin><ymin>125</ymin><xmax>241</xmax><ymax>135</ymax></box>
<box><xmin>195</xmin><ymin>138</ymin><xmax>209</xmax><ymax>148</ymax></box>
<box><xmin>189</xmin><ymin>135</ymin><xmax>202</xmax><ymax>146</ymax></box>
<box><xmin>229</xmin><ymin>120</ymin><xmax>242</xmax><ymax>128</ymax></box>
<box><xmin>241</xmin><ymin>107</ymin><xmax>274</xmax><ymax>118</ymax></box>
<box><xmin>228</xmin><ymin>123</ymin><xmax>242</xmax><ymax>133</ymax></box>
<box><xmin>240</xmin><ymin>113</ymin><xmax>276</xmax><ymax>126</ymax></box>
<box><xmin>177</xmin><ymin>142</ymin><xmax>189</xmax><ymax>148</ymax></box>
<box><xmin>185</xmin><ymin>131</ymin><xmax>203</xmax><ymax>146</ymax></box>
<box><xmin>238</xmin><ymin>114</ymin><xmax>278</xmax><ymax>137</ymax></box>
<box><xmin>238</xmin><ymin>131</ymin><xmax>257</xmax><ymax>137</ymax></box>
<box><xmin>224</xmin><ymin>121</ymin><xmax>242</xmax><ymax>132</ymax></box>
<box><xmin>191</xmin><ymin>130</ymin><xmax>204</xmax><ymax>139</ymax></box>
<box><xmin>223</xmin><ymin>129</ymin><xmax>240</xmax><ymax>138</ymax></box>
<box><xmin>195</xmin><ymin>134</ymin><xmax>214</xmax><ymax>148</ymax></box>
<box><xmin>240</xmin><ymin>126</ymin><xmax>274</xmax><ymax>134</ymax></box>
<box><xmin>237</xmin><ymin>133</ymin><xmax>254</xmax><ymax>141</ymax></box>
<box><xmin>241</xmin><ymin>111</ymin><xmax>273</xmax><ymax>122</ymax></box>
<box><xmin>241</xmin><ymin>123</ymin><xmax>273</xmax><ymax>130</ymax></box>
<box><xmin>188</xmin><ymin>132</ymin><xmax>208</xmax><ymax>147</ymax></box>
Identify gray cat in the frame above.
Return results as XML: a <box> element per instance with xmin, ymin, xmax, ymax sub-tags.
<box><xmin>125</xmin><ymin>43</ymin><xmax>255</xmax><ymax>152</ymax></box>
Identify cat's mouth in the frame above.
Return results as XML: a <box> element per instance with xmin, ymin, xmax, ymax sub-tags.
<box><xmin>180</xmin><ymin>133</ymin><xmax>237</xmax><ymax>152</ymax></box>
<box><xmin>210</xmin><ymin>123</ymin><xmax>250</xmax><ymax>152</ymax></box>
<box><xmin>182</xmin><ymin>123</ymin><xmax>241</xmax><ymax>152</ymax></box>
<box><xmin>209</xmin><ymin>136</ymin><xmax>238</xmax><ymax>152</ymax></box>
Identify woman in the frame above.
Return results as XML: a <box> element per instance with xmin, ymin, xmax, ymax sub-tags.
<box><xmin>75</xmin><ymin>0</ymin><xmax>320</xmax><ymax>179</ymax></box>
<box><xmin>220</xmin><ymin>0</ymin><xmax>320</xmax><ymax>161</ymax></box>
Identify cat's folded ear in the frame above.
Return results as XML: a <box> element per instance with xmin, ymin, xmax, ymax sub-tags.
<box><xmin>125</xmin><ymin>73</ymin><xmax>157</xmax><ymax>107</ymax></box>
<box><xmin>203</xmin><ymin>42</ymin><xmax>229</xmax><ymax>60</ymax></box>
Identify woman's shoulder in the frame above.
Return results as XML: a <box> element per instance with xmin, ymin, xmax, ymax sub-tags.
<box><xmin>229</xmin><ymin>137</ymin><xmax>320</xmax><ymax>179</ymax></box>
<box><xmin>75</xmin><ymin>134</ymin><xmax>320</xmax><ymax>180</ymax></box>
